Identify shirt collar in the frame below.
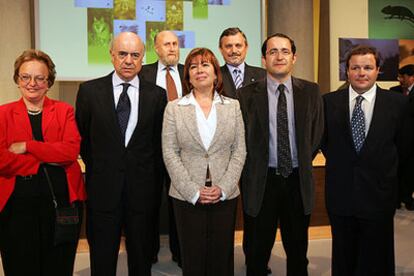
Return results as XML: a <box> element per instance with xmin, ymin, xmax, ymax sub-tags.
<box><xmin>266</xmin><ymin>75</ymin><xmax>293</xmax><ymax>94</ymax></box>
<box><xmin>349</xmin><ymin>83</ymin><xmax>376</xmax><ymax>103</ymax></box>
<box><xmin>158</xmin><ymin>61</ymin><xmax>178</xmax><ymax>73</ymax></box>
<box><xmin>178</xmin><ymin>91</ymin><xmax>230</xmax><ymax>105</ymax></box>
<box><xmin>112</xmin><ymin>72</ymin><xmax>139</xmax><ymax>88</ymax></box>
<box><xmin>226</xmin><ymin>62</ymin><xmax>245</xmax><ymax>74</ymax></box>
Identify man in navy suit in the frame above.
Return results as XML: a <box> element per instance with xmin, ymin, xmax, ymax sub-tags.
<box><xmin>76</xmin><ymin>32</ymin><xmax>167</xmax><ymax>276</ymax></box>
<box><xmin>219</xmin><ymin>27</ymin><xmax>265</xmax><ymax>99</ymax></box>
<box><xmin>139</xmin><ymin>30</ymin><xmax>183</xmax><ymax>266</ymax></box>
<box><xmin>322</xmin><ymin>45</ymin><xmax>412</xmax><ymax>275</ymax></box>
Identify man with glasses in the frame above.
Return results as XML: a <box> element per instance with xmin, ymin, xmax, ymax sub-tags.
<box><xmin>76</xmin><ymin>32</ymin><xmax>167</xmax><ymax>276</ymax></box>
<box><xmin>237</xmin><ymin>33</ymin><xmax>324</xmax><ymax>275</ymax></box>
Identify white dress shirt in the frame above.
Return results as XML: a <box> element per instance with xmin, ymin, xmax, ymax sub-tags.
<box><xmin>156</xmin><ymin>62</ymin><xmax>183</xmax><ymax>98</ymax></box>
<box><xmin>112</xmin><ymin>72</ymin><xmax>139</xmax><ymax>146</ymax></box>
<box><xmin>178</xmin><ymin>91</ymin><xmax>230</xmax><ymax>204</ymax></box>
<box><xmin>349</xmin><ymin>84</ymin><xmax>377</xmax><ymax>135</ymax></box>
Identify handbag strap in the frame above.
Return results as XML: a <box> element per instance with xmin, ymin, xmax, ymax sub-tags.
<box><xmin>42</xmin><ymin>165</ymin><xmax>58</xmax><ymax>208</ymax></box>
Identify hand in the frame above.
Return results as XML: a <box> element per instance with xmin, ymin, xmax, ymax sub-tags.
<box><xmin>198</xmin><ymin>185</ymin><xmax>222</xmax><ymax>204</ymax></box>
<box><xmin>8</xmin><ymin>142</ymin><xmax>27</xmax><ymax>154</ymax></box>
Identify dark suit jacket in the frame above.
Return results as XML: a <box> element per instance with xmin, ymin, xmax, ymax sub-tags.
<box><xmin>221</xmin><ymin>63</ymin><xmax>266</xmax><ymax>99</ymax></box>
<box><xmin>390</xmin><ymin>84</ymin><xmax>414</xmax><ymax>95</ymax></box>
<box><xmin>321</xmin><ymin>87</ymin><xmax>412</xmax><ymax>218</ymax></box>
<box><xmin>139</xmin><ymin>61</ymin><xmax>184</xmax><ymax>89</ymax></box>
<box><xmin>75</xmin><ymin>73</ymin><xmax>167</xmax><ymax>212</ymax></box>
<box><xmin>237</xmin><ymin>77</ymin><xmax>324</xmax><ymax>217</ymax></box>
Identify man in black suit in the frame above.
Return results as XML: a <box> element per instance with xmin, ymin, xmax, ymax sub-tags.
<box><xmin>322</xmin><ymin>46</ymin><xmax>412</xmax><ymax>275</ymax></box>
<box><xmin>390</xmin><ymin>64</ymin><xmax>414</xmax><ymax>95</ymax></box>
<box><xmin>219</xmin><ymin>27</ymin><xmax>265</xmax><ymax>98</ymax></box>
<box><xmin>390</xmin><ymin>64</ymin><xmax>414</xmax><ymax>210</ymax></box>
<box><xmin>139</xmin><ymin>30</ymin><xmax>182</xmax><ymax>266</ymax></box>
<box><xmin>76</xmin><ymin>32</ymin><xmax>167</xmax><ymax>276</ymax></box>
<box><xmin>237</xmin><ymin>33</ymin><xmax>324</xmax><ymax>276</ymax></box>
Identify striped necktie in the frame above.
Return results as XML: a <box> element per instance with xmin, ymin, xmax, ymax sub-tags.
<box><xmin>233</xmin><ymin>68</ymin><xmax>242</xmax><ymax>89</ymax></box>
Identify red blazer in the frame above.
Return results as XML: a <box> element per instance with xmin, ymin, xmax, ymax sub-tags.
<box><xmin>0</xmin><ymin>97</ymin><xmax>86</xmax><ymax>211</ymax></box>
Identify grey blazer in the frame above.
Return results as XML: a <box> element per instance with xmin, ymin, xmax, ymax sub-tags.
<box><xmin>162</xmin><ymin>94</ymin><xmax>246</xmax><ymax>203</ymax></box>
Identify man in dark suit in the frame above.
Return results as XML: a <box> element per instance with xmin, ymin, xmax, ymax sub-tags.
<box><xmin>75</xmin><ymin>32</ymin><xmax>167</xmax><ymax>276</ymax></box>
<box><xmin>139</xmin><ymin>30</ymin><xmax>182</xmax><ymax>266</ymax></box>
<box><xmin>390</xmin><ymin>64</ymin><xmax>414</xmax><ymax>210</ymax></box>
<box><xmin>219</xmin><ymin>27</ymin><xmax>265</xmax><ymax>99</ymax></box>
<box><xmin>322</xmin><ymin>45</ymin><xmax>412</xmax><ymax>275</ymax></box>
<box><xmin>237</xmin><ymin>33</ymin><xmax>324</xmax><ymax>276</ymax></box>
<box><xmin>390</xmin><ymin>64</ymin><xmax>414</xmax><ymax>95</ymax></box>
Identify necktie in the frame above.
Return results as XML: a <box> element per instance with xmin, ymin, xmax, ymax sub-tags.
<box><xmin>233</xmin><ymin>68</ymin><xmax>243</xmax><ymax>89</ymax></box>
<box><xmin>166</xmin><ymin>66</ymin><xmax>178</xmax><ymax>101</ymax></box>
<box><xmin>116</xmin><ymin>83</ymin><xmax>131</xmax><ymax>140</ymax></box>
<box><xmin>351</xmin><ymin>95</ymin><xmax>365</xmax><ymax>153</ymax></box>
<box><xmin>276</xmin><ymin>84</ymin><xmax>292</xmax><ymax>178</ymax></box>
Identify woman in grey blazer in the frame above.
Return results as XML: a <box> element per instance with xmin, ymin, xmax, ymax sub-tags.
<box><xmin>162</xmin><ymin>48</ymin><xmax>246</xmax><ymax>276</ymax></box>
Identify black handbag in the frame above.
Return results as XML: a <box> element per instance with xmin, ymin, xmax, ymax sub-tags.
<box><xmin>43</xmin><ymin>166</ymin><xmax>80</xmax><ymax>246</ymax></box>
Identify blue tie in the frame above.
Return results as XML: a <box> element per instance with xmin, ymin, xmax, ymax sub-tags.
<box><xmin>116</xmin><ymin>83</ymin><xmax>131</xmax><ymax>141</ymax></box>
<box><xmin>233</xmin><ymin>68</ymin><xmax>242</xmax><ymax>89</ymax></box>
<box><xmin>351</xmin><ymin>95</ymin><xmax>365</xmax><ymax>153</ymax></box>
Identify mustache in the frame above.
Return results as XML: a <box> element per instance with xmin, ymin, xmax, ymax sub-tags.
<box><xmin>229</xmin><ymin>52</ymin><xmax>241</xmax><ymax>57</ymax></box>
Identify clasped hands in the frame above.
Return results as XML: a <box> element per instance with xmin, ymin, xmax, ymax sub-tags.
<box><xmin>198</xmin><ymin>185</ymin><xmax>222</xmax><ymax>204</ymax></box>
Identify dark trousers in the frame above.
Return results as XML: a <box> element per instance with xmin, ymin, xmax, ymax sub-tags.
<box><xmin>152</xmin><ymin>179</ymin><xmax>180</xmax><ymax>261</ymax></box>
<box><xmin>329</xmin><ymin>213</ymin><xmax>395</xmax><ymax>276</ymax></box>
<box><xmin>86</xmin><ymin>197</ymin><xmax>155</xmax><ymax>276</ymax></box>
<box><xmin>244</xmin><ymin>168</ymin><xmax>310</xmax><ymax>276</ymax></box>
<box><xmin>173</xmin><ymin>197</ymin><xmax>237</xmax><ymax>276</ymax></box>
<box><xmin>398</xmin><ymin>161</ymin><xmax>414</xmax><ymax>205</ymax></box>
<box><xmin>0</xmin><ymin>196</ymin><xmax>80</xmax><ymax>276</ymax></box>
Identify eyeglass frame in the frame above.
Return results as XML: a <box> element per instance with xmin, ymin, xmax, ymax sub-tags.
<box><xmin>18</xmin><ymin>74</ymin><xmax>49</xmax><ymax>86</ymax></box>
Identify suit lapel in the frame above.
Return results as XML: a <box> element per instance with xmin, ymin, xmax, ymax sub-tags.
<box><xmin>292</xmin><ymin>78</ymin><xmax>306</xmax><ymax>146</ymax></box>
<box><xmin>180</xmin><ymin>104</ymin><xmax>204</xmax><ymax>148</ymax></box>
<box><xmin>99</xmin><ymin>73</ymin><xmax>124</xmax><ymax>144</ymax></box>
<box><xmin>244</xmin><ymin>64</ymin><xmax>260</xmax><ymax>84</ymax></box>
<box><xmin>254</xmin><ymin>80</ymin><xmax>270</xmax><ymax>141</ymax></box>
<box><xmin>128</xmin><ymin>79</ymin><xmax>151</xmax><ymax>146</ymax></box>
<box><xmin>361</xmin><ymin>88</ymin><xmax>384</xmax><ymax>154</ymax></box>
<box><xmin>13</xmin><ymin>99</ymin><xmax>32</xmax><ymax>138</ymax></box>
<box><xmin>41</xmin><ymin>97</ymin><xmax>56</xmax><ymax>137</ymax></box>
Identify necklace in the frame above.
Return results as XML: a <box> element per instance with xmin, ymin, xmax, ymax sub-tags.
<box><xmin>27</xmin><ymin>109</ymin><xmax>42</xmax><ymax>115</ymax></box>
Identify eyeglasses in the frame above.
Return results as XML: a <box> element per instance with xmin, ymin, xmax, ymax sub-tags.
<box><xmin>266</xmin><ymin>48</ymin><xmax>292</xmax><ymax>57</ymax></box>
<box><xmin>18</xmin><ymin>74</ymin><xmax>48</xmax><ymax>85</ymax></box>
<box><xmin>116</xmin><ymin>51</ymin><xmax>141</xmax><ymax>60</ymax></box>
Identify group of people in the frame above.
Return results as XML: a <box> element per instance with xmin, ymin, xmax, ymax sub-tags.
<box><xmin>0</xmin><ymin>26</ymin><xmax>412</xmax><ymax>276</ymax></box>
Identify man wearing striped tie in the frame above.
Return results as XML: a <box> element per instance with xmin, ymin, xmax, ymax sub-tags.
<box><xmin>219</xmin><ymin>27</ymin><xmax>265</xmax><ymax>99</ymax></box>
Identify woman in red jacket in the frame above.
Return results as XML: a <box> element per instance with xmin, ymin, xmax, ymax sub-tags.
<box><xmin>0</xmin><ymin>49</ymin><xmax>86</xmax><ymax>276</ymax></box>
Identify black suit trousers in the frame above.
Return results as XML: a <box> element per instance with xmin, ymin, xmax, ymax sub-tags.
<box><xmin>86</xmin><ymin>189</ymin><xmax>155</xmax><ymax>276</ymax></box>
<box><xmin>152</xmin><ymin>178</ymin><xmax>180</xmax><ymax>261</ymax></box>
<box><xmin>244</xmin><ymin>169</ymin><xmax>310</xmax><ymax>276</ymax></box>
<box><xmin>328</xmin><ymin>213</ymin><xmax>395</xmax><ymax>276</ymax></box>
